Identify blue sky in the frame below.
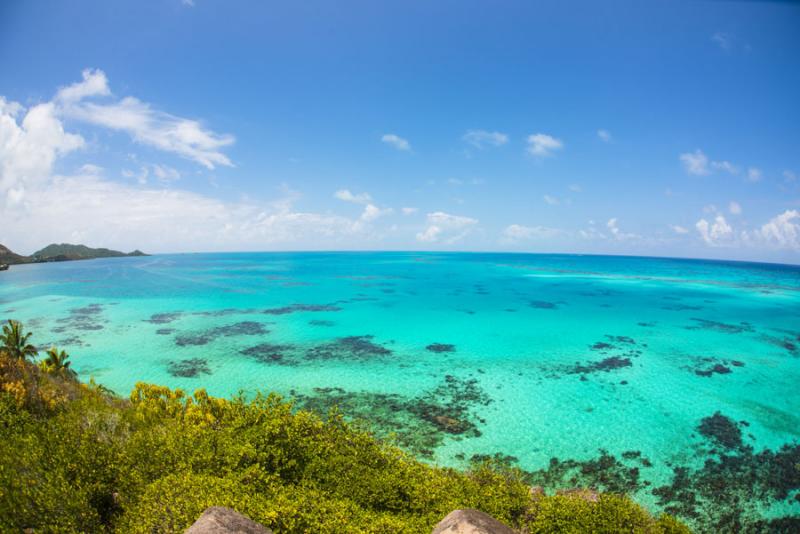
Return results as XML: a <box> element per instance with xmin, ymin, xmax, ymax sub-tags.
<box><xmin>1</xmin><ymin>0</ymin><xmax>799</xmax><ymax>262</ymax></box>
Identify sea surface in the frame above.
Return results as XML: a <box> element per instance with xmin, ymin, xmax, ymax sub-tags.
<box><xmin>1</xmin><ymin>252</ymin><xmax>799</xmax><ymax>531</ymax></box>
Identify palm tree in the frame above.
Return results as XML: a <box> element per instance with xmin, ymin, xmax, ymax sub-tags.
<box><xmin>42</xmin><ymin>346</ymin><xmax>77</xmax><ymax>378</ymax></box>
<box><xmin>0</xmin><ymin>320</ymin><xmax>38</xmax><ymax>360</ymax></box>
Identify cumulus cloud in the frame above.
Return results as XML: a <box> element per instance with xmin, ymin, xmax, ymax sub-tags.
<box><xmin>416</xmin><ymin>211</ymin><xmax>477</xmax><ymax>244</ymax></box>
<box><xmin>360</xmin><ymin>203</ymin><xmax>392</xmax><ymax>222</ymax></box>
<box><xmin>597</xmin><ymin>129</ymin><xmax>612</xmax><ymax>142</ymax></box>
<box><xmin>680</xmin><ymin>149</ymin><xmax>710</xmax><ymax>176</ymax></box>
<box><xmin>0</xmin><ymin>97</ymin><xmax>85</xmax><ymax>206</ymax></box>
<box><xmin>0</xmin><ymin>72</ymin><xmax>383</xmax><ymax>253</ymax></box>
<box><xmin>463</xmin><ymin>129</ymin><xmax>508</xmax><ymax>149</ymax></box>
<box><xmin>749</xmin><ymin>210</ymin><xmax>800</xmax><ymax>250</ymax></box>
<box><xmin>526</xmin><ymin>133</ymin><xmax>563</xmax><ymax>157</ymax></box>
<box><xmin>696</xmin><ymin>214</ymin><xmax>733</xmax><ymax>246</ymax></box>
<box><xmin>606</xmin><ymin>218</ymin><xmax>639</xmax><ymax>241</ymax></box>
<box><xmin>334</xmin><ymin>189</ymin><xmax>372</xmax><ymax>204</ymax></box>
<box><xmin>381</xmin><ymin>133</ymin><xmax>410</xmax><ymax>151</ymax></box>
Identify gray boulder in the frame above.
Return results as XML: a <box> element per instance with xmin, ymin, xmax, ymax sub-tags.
<box><xmin>185</xmin><ymin>507</ymin><xmax>272</xmax><ymax>534</ymax></box>
<box><xmin>431</xmin><ymin>509</ymin><xmax>517</xmax><ymax>534</ymax></box>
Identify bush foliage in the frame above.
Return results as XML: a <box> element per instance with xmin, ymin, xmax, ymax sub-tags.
<box><xmin>0</xmin><ymin>325</ymin><xmax>690</xmax><ymax>533</ymax></box>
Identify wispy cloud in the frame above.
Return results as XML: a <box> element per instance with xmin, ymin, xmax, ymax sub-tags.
<box><xmin>55</xmin><ymin>69</ymin><xmax>234</xmax><ymax>169</ymax></box>
<box><xmin>463</xmin><ymin>129</ymin><xmax>508</xmax><ymax>149</ymax></box>
<box><xmin>747</xmin><ymin>167</ymin><xmax>763</xmax><ymax>183</ymax></box>
<box><xmin>712</xmin><ymin>31</ymin><xmax>732</xmax><ymax>50</ymax></box>
<box><xmin>502</xmin><ymin>224</ymin><xmax>562</xmax><ymax>242</ymax></box>
<box><xmin>597</xmin><ymin>129</ymin><xmax>612</xmax><ymax>142</ymax></box>
<box><xmin>416</xmin><ymin>211</ymin><xmax>477</xmax><ymax>243</ymax></box>
<box><xmin>334</xmin><ymin>189</ymin><xmax>372</xmax><ymax>204</ymax></box>
<box><xmin>526</xmin><ymin>133</ymin><xmax>563</xmax><ymax>157</ymax></box>
<box><xmin>543</xmin><ymin>194</ymin><xmax>560</xmax><ymax>206</ymax></box>
<box><xmin>381</xmin><ymin>133</ymin><xmax>410</xmax><ymax>151</ymax></box>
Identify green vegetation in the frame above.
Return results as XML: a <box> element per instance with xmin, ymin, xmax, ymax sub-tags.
<box><xmin>0</xmin><ymin>322</ymin><xmax>690</xmax><ymax>533</ymax></box>
<box><xmin>0</xmin><ymin>243</ymin><xmax>147</xmax><ymax>266</ymax></box>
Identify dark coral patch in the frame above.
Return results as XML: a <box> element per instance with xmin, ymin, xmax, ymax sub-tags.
<box><xmin>698</xmin><ymin>412</ymin><xmax>743</xmax><ymax>449</ymax></box>
<box><xmin>262</xmin><ymin>303</ymin><xmax>342</xmax><ymax>315</ymax></box>
<box><xmin>695</xmin><ymin>364</ymin><xmax>732</xmax><ymax>377</ymax></box>
<box><xmin>687</xmin><ymin>318</ymin><xmax>754</xmax><ymax>334</ymax></box>
<box><xmin>308</xmin><ymin>319</ymin><xmax>335</xmax><ymax>327</ymax></box>
<box><xmin>305</xmin><ymin>335</ymin><xmax>392</xmax><ymax>361</ymax></box>
<box><xmin>426</xmin><ymin>343</ymin><xmax>456</xmax><ymax>353</ymax></box>
<box><xmin>175</xmin><ymin>321</ymin><xmax>268</xmax><ymax>347</ymax></box>
<box><xmin>155</xmin><ymin>328</ymin><xmax>175</xmax><ymax>335</ymax></box>
<box><xmin>291</xmin><ymin>375</ymin><xmax>491</xmax><ymax>458</ymax></box>
<box><xmin>240</xmin><ymin>343</ymin><xmax>294</xmax><ymax>364</ymax></box>
<box><xmin>569</xmin><ymin>356</ymin><xmax>632</xmax><ymax>375</ymax></box>
<box><xmin>54</xmin><ymin>303</ymin><xmax>106</xmax><ymax>332</ymax></box>
<box><xmin>144</xmin><ymin>312</ymin><xmax>182</xmax><ymax>324</ymax></box>
<box><xmin>529</xmin><ymin>300</ymin><xmax>558</xmax><ymax>309</ymax></box>
<box><xmin>167</xmin><ymin>358</ymin><xmax>211</xmax><ymax>378</ymax></box>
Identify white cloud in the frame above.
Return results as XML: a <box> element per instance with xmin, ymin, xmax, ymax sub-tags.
<box><xmin>416</xmin><ymin>211</ymin><xmax>477</xmax><ymax>244</ymax></box>
<box><xmin>401</xmin><ymin>207</ymin><xmax>418</xmax><ymax>215</ymax></box>
<box><xmin>712</xmin><ymin>32</ymin><xmax>732</xmax><ymax>50</ymax></box>
<box><xmin>56</xmin><ymin>69</ymin><xmax>234</xmax><ymax>169</ymax></box>
<box><xmin>728</xmin><ymin>201</ymin><xmax>742</xmax><ymax>215</ymax></box>
<box><xmin>606</xmin><ymin>218</ymin><xmax>639</xmax><ymax>241</ymax></box>
<box><xmin>711</xmin><ymin>160</ymin><xmax>739</xmax><ymax>175</ymax></box>
<box><xmin>696</xmin><ymin>214</ymin><xmax>733</xmax><ymax>246</ymax></box>
<box><xmin>526</xmin><ymin>133</ymin><xmax>563</xmax><ymax>157</ymax></box>
<box><xmin>747</xmin><ymin>167</ymin><xmax>763</xmax><ymax>183</ymax></box>
<box><xmin>680</xmin><ymin>149</ymin><xmax>710</xmax><ymax>176</ymax></box>
<box><xmin>569</xmin><ymin>184</ymin><xmax>582</xmax><ymax>193</ymax></box>
<box><xmin>463</xmin><ymin>129</ymin><xmax>508</xmax><ymax>149</ymax></box>
<box><xmin>55</xmin><ymin>68</ymin><xmax>110</xmax><ymax>103</ymax></box>
<box><xmin>334</xmin><ymin>189</ymin><xmax>372</xmax><ymax>205</ymax></box>
<box><xmin>543</xmin><ymin>194</ymin><xmax>560</xmax><ymax>206</ymax></box>
<box><xmin>79</xmin><ymin>163</ymin><xmax>104</xmax><ymax>175</ymax></box>
<box><xmin>360</xmin><ymin>203</ymin><xmax>392</xmax><ymax>222</ymax></box>
<box><xmin>0</xmin><ymin>97</ymin><xmax>85</xmax><ymax>206</ymax></box>
<box><xmin>671</xmin><ymin>225</ymin><xmax>689</xmax><ymax>235</ymax></box>
<box><xmin>502</xmin><ymin>224</ymin><xmax>561</xmax><ymax>242</ymax></box>
<box><xmin>750</xmin><ymin>210</ymin><xmax>800</xmax><ymax>251</ymax></box>
<box><xmin>381</xmin><ymin>133</ymin><xmax>410</xmax><ymax>151</ymax></box>
<box><xmin>597</xmin><ymin>129</ymin><xmax>612</xmax><ymax>142</ymax></box>
<box><xmin>152</xmin><ymin>164</ymin><xmax>180</xmax><ymax>182</ymax></box>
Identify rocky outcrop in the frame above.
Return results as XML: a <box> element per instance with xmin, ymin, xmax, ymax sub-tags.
<box><xmin>431</xmin><ymin>509</ymin><xmax>517</xmax><ymax>534</ymax></box>
<box><xmin>185</xmin><ymin>507</ymin><xmax>272</xmax><ymax>534</ymax></box>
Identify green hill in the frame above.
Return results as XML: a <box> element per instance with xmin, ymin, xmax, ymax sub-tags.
<box><xmin>31</xmin><ymin>243</ymin><xmax>147</xmax><ymax>262</ymax></box>
<box><xmin>0</xmin><ymin>244</ymin><xmax>31</xmax><ymax>265</ymax></box>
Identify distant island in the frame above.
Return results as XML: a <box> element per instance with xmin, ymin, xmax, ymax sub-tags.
<box><xmin>0</xmin><ymin>243</ymin><xmax>147</xmax><ymax>268</ymax></box>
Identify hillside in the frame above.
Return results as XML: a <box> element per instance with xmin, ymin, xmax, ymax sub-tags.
<box><xmin>0</xmin><ymin>244</ymin><xmax>30</xmax><ymax>265</ymax></box>
<box><xmin>0</xmin><ymin>243</ymin><xmax>147</xmax><ymax>266</ymax></box>
<box><xmin>32</xmin><ymin>243</ymin><xmax>147</xmax><ymax>262</ymax></box>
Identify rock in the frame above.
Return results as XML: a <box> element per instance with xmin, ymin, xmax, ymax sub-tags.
<box><xmin>185</xmin><ymin>507</ymin><xmax>272</xmax><ymax>534</ymax></box>
<box><xmin>431</xmin><ymin>509</ymin><xmax>517</xmax><ymax>534</ymax></box>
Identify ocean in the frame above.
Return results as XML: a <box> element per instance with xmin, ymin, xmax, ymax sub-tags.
<box><xmin>2</xmin><ymin>251</ymin><xmax>799</xmax><ymax>530</ymax></box>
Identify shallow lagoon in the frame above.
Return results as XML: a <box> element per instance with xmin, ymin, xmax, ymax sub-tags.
<box><xmin>2</xmin><ymin>252</ymin><xmax>799</xmax><ymax>530</ymax></box>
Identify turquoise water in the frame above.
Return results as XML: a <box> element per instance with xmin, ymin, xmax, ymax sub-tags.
<box><xmin>2</xmin><ymin>252</ymin><xmax>799</xmax><ymax>530</ymax></box>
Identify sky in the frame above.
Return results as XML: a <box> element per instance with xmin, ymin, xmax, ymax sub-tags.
<box><xmin>1</xmin><ymin>1</ymin><xmax>799</xmax><ymax>263</ymax></box>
